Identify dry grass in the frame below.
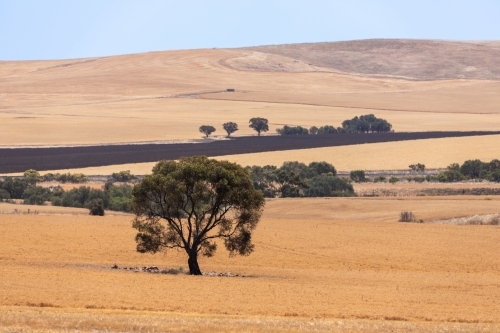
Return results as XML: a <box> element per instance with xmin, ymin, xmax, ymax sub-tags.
<box><xmin>0</xmin><ymin>197</ymin><xmax>499</xmax><ymax>332</ymax></box>
<box><xmin>1</xmin><ymin>46</ymin><xmax>500</xmax><ymax>148</ymax></box>
<box><xmin>213</xmin><ymin>135</ymin><xmax>500</xmax><ymax>171</ymax></box>
<box><xmin>431</xmin><ymin>214</ymin><xmax>500</xmax><ymax>225</ymax></box>
<box><xmin>1</xmin><ymin>307</ymin><xmax>499</xmax><ymax>333</ymax></box>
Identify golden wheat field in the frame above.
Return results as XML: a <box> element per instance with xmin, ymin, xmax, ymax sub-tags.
<box><xmin>1</xmin><ymin>197</ymin><xmax>499</xmax><ymax>332</ymax></box>
<box><xmin>0</xmin><ymin>44</ymin><xmax>499</xmax><ymax>168</ymax></box>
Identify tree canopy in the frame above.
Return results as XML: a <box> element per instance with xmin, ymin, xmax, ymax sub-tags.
<box><xmin>341</xmin><ymin>114</ymin><xmax>392</xmax><ymax>133</ymax></box>
<box><xmin>249</xmin><ymin>117</ymin><xmax>269</xmax><ymax>136</ymax></box>
<box><xmin>276</xmin><ymin>125</ymin><xmax>309</xmax><ymax>135</ymax></box>
<box><xmin>199</xmin><ymin>125</ymin><xmax>216</xmax><ymax>138</ymax></box>
<box><xmin>130</xmin><ymin>156</ymin><xmax>265</xmax><ymax>275</ymax></box>
<box><xmin>222</xmin><ymin>122</ymin><xmax>239</xmax><ymax>137</ymax></box>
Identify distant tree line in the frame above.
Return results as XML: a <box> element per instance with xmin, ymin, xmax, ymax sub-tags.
<box><xmin>0</xmin><ymin>170</ymin><xmax>138</xmax><ymax>215</ymax></box>
<box><xmin>276</xmin><ymin>114</ymin><xmax>393</xmax><ymax>136</ymax></box>
<box><xmin>199</xmin><ymin>118</ymin><xmax>270</xmax><ymax>138</ymax></box>
<box><xmin>245</xmin><ymin>161</ymin><xmax>354</xmax><ymax>198</ymax></box>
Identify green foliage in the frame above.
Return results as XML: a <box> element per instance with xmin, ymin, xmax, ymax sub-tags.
<box><xmin>309</xmin><ymin>126</ymin><xmax>319</xmax><ymax>135</ymax></box>
<box><xmin>437</xmin><ymin>170</ymin><xmax>465</xmax><ymax>182</ymax></box>
<box><xmin>41</xmin><ymin>172</ymin><xmax>88</xmax><ymax>183</ymax></box>
<box><xmin>0</xmin><ymin>189</ymin><xmax>11</xmax><ymax>201</ymax></box>
<box><xmin>317</xmin><ymin>125</ymin><xmax>341</xmax><ymax>134</ymax></box>
<box><xmin>0</xmin><ymin>177</ymin><xmax>29</xmax><ymax>199</ymax></box>
<box><xmin>23</xmin><ymin>169</ymin><xmax>41</xmax><ymax>185</ymax></box>
<box><xmin>276</xmin><ymin>125</ymin><xmax>309</xmax><ymax>135</ymax></box>
<box><xmin>248</xmin><ymin>117</ymin><xmax>269</xmax><ymax>136</ymax></box>
<box><xmin>50</xmin><ymin>183</ymin><xmax>133</xmax><ymax>212</ymax></box>
<box><xmin>389</xmin><ymin>177</ymin><xmax>400</xmax><ymax>184</ymax></box>
<box><xmin>130</xmin><ymin>156</ymin><xmax>265</xmax><ymax>275</ymax></box>
<box><xmin>246</xmin><ymin>161</ymin><xmax>345</xmax><ymax>198</ymax></box>
<box><xmin>111</xmin><ymin>170</ymin><xmax>136</xmax><ymax>182</ymax></box>
<box><xmin>460</xmin><ymin>159</ymin><xmax>486</xmax><ymax>179</ymax></box>
<box><xmin>350</xmin><ymin>170</ymin><xmax>366</xmax><ymax>183</ymax></box>
<box><xmin>341</xmin><ymin>114</ymin><xmax>392</xmax><ymax>133</ymax></box>
<box><xmin>304</xmin><ymin>175</ymin><xmax>355</xmax><ymax>197</ymax></box>
<box><xmin>87</xmin><ymin>199</ymin><xmax>105</xmax><ymax>216</ymax></box>
<box><xmin>222</xmin><ymin>122</ymin><xmax>239</xmax><ymax>137</ymax></box>
<box><xmin>374</xmin><ymin>176</ymin><xmax>387</xmax><ymax>183</ymax></box>
<box><xmin>199</xmin><ymin>125</ymin><xmax>216</xmax><ymax>138</ymax></box>
<box><xmin>23</xmin><ymin>186</ymin><xmax>63</xmax><ymax>205</ymax></box>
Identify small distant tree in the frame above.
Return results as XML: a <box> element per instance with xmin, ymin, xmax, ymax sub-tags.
<box><xmin>199</xmin><ymin>125</ymin><xmax>216</xmax><ymax>138</ymax></box>
<box><xmin>222</xmin><ymin>122</ymin><xmax>239</xmax><ymax>137</ymax></box>
<box><xmin>23</xmin><ymin>169</ymin><xmax>40</xmax><ymax>186</ymax></box>
<box><xmin>350</xmin><ymin>170</ymin><xmax>366</xmax><ymax>183</ymax></box>
<box><xmin>309</xmin><ymin>126</ymin><xmax>319</xmax><ymax>135</ymax></box>
<box><xmin>409</xmin><ymin>163</ymin><xmax>426</xmax><ymax>173</ymax></box>
<box><xmin>249</xmin><ymin>118</ymin><xmax>269</xmax><ymax>136</ymax></box>
<box><xmin>87</xmin><ymin>198</ymin><xmax>105</xmax><ymax>216</ymax></box>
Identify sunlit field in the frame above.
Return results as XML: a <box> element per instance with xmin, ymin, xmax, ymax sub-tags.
<box><xmin>1</xmin><ymin>197</ymin><xmax>499</xmax><ymax>332</ymax></box>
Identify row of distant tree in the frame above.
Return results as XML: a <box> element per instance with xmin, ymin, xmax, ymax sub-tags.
<box><xmin>199</xmin><ymin>118</ymin><xmax>269</xmax><ymax>138</ymax></box>
<box><xmin>276</xmin><ymin>115</ymin><xmax>393</xmax><ymax>135</ymax></box>
<box><xmin>199</xmin><ymin>114</ymin><xmax>393</xmax><ymax>138</ymax></box>
<box><xmin>2</xmin><ymin>157</ymin><xmax>499</xmax><ymax>211</ymax></box>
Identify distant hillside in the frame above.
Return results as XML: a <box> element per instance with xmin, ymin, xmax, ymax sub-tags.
<box><xmin>246</xmin><ymin>39</ymin><xmax>500</xmax><ymax>80</ymax></box>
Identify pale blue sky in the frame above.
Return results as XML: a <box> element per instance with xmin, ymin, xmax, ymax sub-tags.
<box><xmin>1</xmin><ymin>0</ymin><xmax>499</xmax><ymax>60</ymax></box>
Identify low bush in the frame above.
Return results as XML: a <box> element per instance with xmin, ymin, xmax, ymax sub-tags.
<box><xmin>87</xmin><ymin>198</ymin><xmax>105</xmax><ymax>216</ymax></box>
<box><xmin>399</xmin><ymin>211</ymin><xmax>417</xmax><ymax>223</ymax></box>
<box><xmin>350</xmin><ymin>170</ymin><xmax>366</xmax><ymax>183</ymax></box>
<box><xmin>374</xmin><ymin>176</ymin><xmax>386</xmax><ymax>183</ymax></box>
<box><xmin>111</xmin><ymin>170</ymin><xmax>137</xmax><ymax>182</ymax></box>
<box><xmin>389</xmin><ymin>177</ymin><xmax>400</xmax><ymax>184</ymax></box>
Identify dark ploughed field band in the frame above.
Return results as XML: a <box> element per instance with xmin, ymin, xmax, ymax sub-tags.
<box><xmin>1</xmin><ymin>131</ymin><xmax>499</xmax><ymax>173</ymax></box>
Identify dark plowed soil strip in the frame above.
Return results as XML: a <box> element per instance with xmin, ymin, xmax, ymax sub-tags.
<box><xmin>1</xmin><ymin>131</ymin><xmax>499</xmax><ymax>173</ymax></box>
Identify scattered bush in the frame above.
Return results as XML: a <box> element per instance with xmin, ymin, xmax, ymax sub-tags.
<box><xmin>111</xmin><ymin>170</ymin><xmax>136</xmax><ymax>182</ymax></box>
<box><xmin>41</xmin><ymin>172</ymin><xmax>88</xmax><ymax>183</ymax></box>
<box><xmin>399</xmin><ymin>211</ymin><xmax>417</xmax><ymax>223</ymax></box>
<box><xmin>304</xmin><ymin>175</ymin><xmax>355</xmax><ymax>197</ymax></box>
<box><xmin>276</xmin><ymin>125</ymin><xmax>309</xmax><ymax>135</ymax></box>
<box><xmin>246</xmin><ymin>161</ymin><xmax>347</xmax><ymax>198</ymax></box>
<box><xmin>341</xmin><ymin>114</ymin><xmax>392</xmax><ymax>133</ymax></box>
<box><xmin>409</xmin><ymin>163</ymin><xmax>426</xmax><ymax>172</ymax></box>
<box><xmin>374</xmin><ymin>176</ymin><xmax>386</xmax><ymax>183</ymax></box>
<box><xmin>0</xmin><ymin>177</ymin><xmax>29</xmax><ymax>199</ymax></box>
<box><xmin>389</xmin><ymin>177</ymin><xmax>400</xmax><ymax>184</ymax></box>
<box><xmin>350</xmin><ymin>170</ymin><xmax>366</xmax><ymax>183</ymax></box>
<box><xmin>0</xmin><ymin>189</ymin><xmax>11</xmax><ymax>201</ymax></box>
<box><xmin>87</xmin><ymin>198</ymin><xmax>105</xmax><ymax>216</ymax></box>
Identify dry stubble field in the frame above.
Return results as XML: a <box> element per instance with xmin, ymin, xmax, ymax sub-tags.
<box><xmin>1</xmin><ymin>40</ymin><xmax>500</xmax><ymax>172</ymax></box>
<box><xmin>2</xmin><ymin>40</ymin><xmax>500</xmax><ymax>332</ymax></box>
<box><xmin>1</xmin><ymin>197</ymin><xmax>499</xmax><ymax>332</ymax></box>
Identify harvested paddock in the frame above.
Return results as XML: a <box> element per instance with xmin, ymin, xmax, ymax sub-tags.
<box><xmin>1</xmin><ymin>131</ymin><xmax>499</xmax><ymax>173</ymax></box>
<box><xmin>0</xmin><ymin>197</ymin><xmax>499</xmax><ymax>331</ymax></box>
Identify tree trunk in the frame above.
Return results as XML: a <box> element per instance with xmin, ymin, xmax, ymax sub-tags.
<box><xmin>187</xmin><ymin>249</ymin><xmax>202</xmax><ymax>275</ymax></box>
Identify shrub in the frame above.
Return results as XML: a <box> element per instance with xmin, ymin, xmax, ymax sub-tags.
<box><xmin>0</xmin><ymin>177</ymin><xmax>29</xmax><ymax>199</ymax></box>
<box><xmin>276</xmin><ymin>125</ymin><xmax>309</xmax><ymax>135</ymax></box>
<box><xmin>389</xmin><ymin>177</ymin><xmax>400</xmax><ymax>184</ymax></box>
<box><xmin>304</xmin><ymin>175</ymin><xmax>355</xmax><ymax>197</ymax></box>
<box><xmin>350</xmin><ymin>170</ymin><xmax>366</xmax><ymax>183</ymax></box>
<box><xmin>111</xmin><ymin>170</ymin><xmax>136</xmax><ymax>182</ymax></box>
<box><xmin>437</xmin><ymin>170</ymin><xmax>465</xmax><ymax>182</ymax></box>
<box><xmin>0</xmin><ymin>189</ymin><xmax>11</xmax><ymax>201</ymax></box>
<box><xmin>399</xmin><ymin>211</ymin><xmax>417</xmax><ymax>223</ymax></box>
<box><xmin>87</xmin><ymin>199</ymin><xmax>105</xmax><ymax>216</ymax></box>
<box><xmin>374</xmin><ymin>176</ymin><xmax>386</xmax><ymax>183</ymax></box>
